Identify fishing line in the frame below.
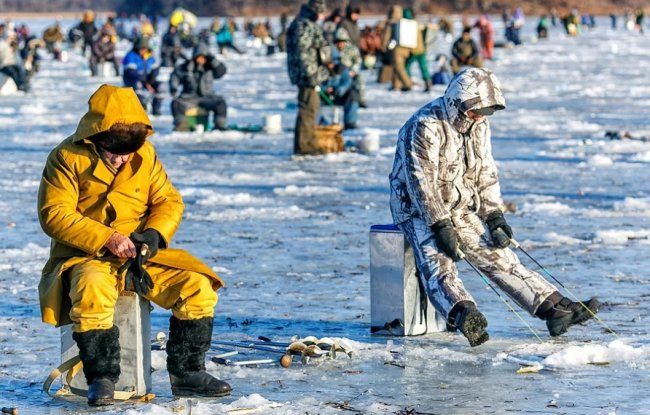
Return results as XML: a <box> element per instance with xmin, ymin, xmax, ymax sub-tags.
<box><xmin>510</xmin><ymin>239</ymin><xmax>618</xmax><ymax>337</ymax></box>
<box><xmin>461</xmin><ymin>252</ymin><xmax>544</xmax><ymax>343</ymax></box>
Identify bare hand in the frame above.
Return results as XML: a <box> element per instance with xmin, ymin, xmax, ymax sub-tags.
<box><xmin>104</xmin><ymin>232</ymin><xmax>137</xmax><ymax>258</ymax></box>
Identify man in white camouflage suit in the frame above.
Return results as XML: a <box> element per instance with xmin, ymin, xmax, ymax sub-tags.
<box><xmin>389</xmin><ymin>67</ymin><xmax>600</xmax><ymax>346</ymax></box>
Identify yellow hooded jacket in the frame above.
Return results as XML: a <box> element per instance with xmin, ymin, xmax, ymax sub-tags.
<box><xmin>37</xmin><ymin>84</ymin><xmax>224</xmax><ymax>327</ymax></box>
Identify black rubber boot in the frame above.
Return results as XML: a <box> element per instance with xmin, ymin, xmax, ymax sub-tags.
<box><xmin>450</xmin><ymin>301</ymin><xmax>489</xmax><ymax>347</ymax></box>
<box><xmin>167</xmin><ymin>316</ymin><xmax>232</xmax><ymax>397</ymax></box>
<box><xmin>536</xmin><ymin>292</ymin><xmax>600</xmax><ymax>337</ymax></box>
<box><xmin>72</xmin><ymin>326</ymin><xmax>120</xmax><ymax>406</ymax></box>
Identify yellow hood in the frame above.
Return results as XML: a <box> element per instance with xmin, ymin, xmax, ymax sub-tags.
<box><xmin>72</xmin><ymin>84</ymin><xmax>154</xmax><ymax>143</ymax></box>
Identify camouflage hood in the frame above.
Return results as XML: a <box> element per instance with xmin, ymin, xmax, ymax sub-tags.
<box><xmin>443</xmin><ymin>67</ymin><xmax>506</xmax><ymax>133</ymax></box>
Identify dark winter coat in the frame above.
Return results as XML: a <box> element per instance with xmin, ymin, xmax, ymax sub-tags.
<box><xmin>161</xmin><ymin>29</ymin><xmax>181</xmax><ymax>51</ymax></box>
<box><xmin>286</xmin><ymin>4</ymin><xmax>330</xmax><ymax>88</ymax></box>
<box><xmin>339</xmin><ymin>18</ymin><xmax>360</xmax><ymax>47</ymax></box>
<box><xmin>452</xmin><ymin>36</ymin><xmax>480</xmax><ymax>64</ymax></box>
<box><xmin>169</xmin><ymin>54</ymin><xmax>226</xmax><ymax>98</ymax></box>
<box><xmin>91</xmin><ymin>39</ymin><xmax>116</xmax><ymax>61</ymax></box>
<box><xmin>122</xmin><ymin>49</ymin><xmax>157</xmax><ymax>90</ymax></box>
<box><xmin>76</xmin><ymin>21</ymin><xmax>97</xmax><ymax>42</ymax></box>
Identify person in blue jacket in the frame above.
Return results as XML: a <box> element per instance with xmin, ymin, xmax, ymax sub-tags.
<box><xmin>320</xmin><ymin>60</ymin><xmax>359</xmax><ymax>129</ymax></box>
<box><xmin>122</xmin><ymin>37</ymin><xmax>162</xmax><ymax>115</ymax></box>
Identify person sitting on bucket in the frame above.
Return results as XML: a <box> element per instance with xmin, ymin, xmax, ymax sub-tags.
<box><xmin>37</xmin><ymin>84</ymin><xmax>231</xmax><ymax>406</ymax></box>
<box><xmin>169</xmin><ymin>43</ymin><xmax>228</xmax><ymax>131</ymax></box>
<box><xmin>388</xmin><ymin>67</ymin><xmax>600</xmax><ymax>347</ymax></box>
<box><xmin>320</xmin><ymin>61</ymin><xmax>359</xmax><ymax>130</ymax></box>
<box><xmin>450</xmin><ymin>27</ymin><xmax>483</xmax><ymax>75</ymax></box>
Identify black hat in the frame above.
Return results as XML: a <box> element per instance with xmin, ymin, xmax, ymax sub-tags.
<box><xmin>91</xmin><ymin>123</ymin><xmax>149</xmax><ymax>155</ymax></box>
<box><xmin>134</xmin><ymin>36</ymin><xmax>150</xmax><ymax>50</ymax></box>
<box><xmin>307</xmin><ymin>0</ymin><xmax>326</xmax><ymax>13</ymax></box>
<box><xmin>346</xmin><ymin>5</ymin><xmax>361</xmax><ymax>16</ymax></box>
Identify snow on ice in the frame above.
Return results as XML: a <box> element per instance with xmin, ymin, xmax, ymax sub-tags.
<box><xmin>1</xmin><ymin>14</ymin><xmax>650</xmax><ymax>415</ymax></box>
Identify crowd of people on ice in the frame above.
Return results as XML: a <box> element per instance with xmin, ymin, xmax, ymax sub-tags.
<box><xmin>1</xmin><ymin>4</ymin><xmax>646</xmax><ymax>126</ymax></box>
<box><xmin>1</xmin><ymin>1</ymin><xmax>641</xmax><ymax>407</ymax></box>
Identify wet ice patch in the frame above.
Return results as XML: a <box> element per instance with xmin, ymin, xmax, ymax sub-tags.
<box><xmin>406</xmin><ymin>345</ymin><xmax>480</xmax><ymax>364</ymax></box>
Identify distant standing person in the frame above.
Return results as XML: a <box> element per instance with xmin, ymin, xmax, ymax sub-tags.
<box><xmin>389</xmin><ymin>68</ymin><xmax>600</xmax><ymax>346</ymax></box>
<box><xmin>381</xmin><ymin>5</ymin><xmax>413</xmax><ymax>92</ymax></box>
<box><xmin>160</xmin><ymin>25</ymin><xmax>182</xmax><ymax>67</ymax></box>
<box><xmin>473</xmin><ymin>14</ymin><xmax>495</xmax><ymax>60</ymax></box>
<box><xmin>339</xmin><ymin>4</ymin><xmax>361</xmax><ymax>48</ymax></box>
<box><xmin>75</xmin><ymin>10</ymin><xmax>98</xmax><ymax>56</ymax></box>
<box><xmin>215</xmin><ymin>19</ymin><xmax>243</xmax><ymax>55</ymax></box>
<box><xmin>286</xmin><ymin>0</ymin><xmax>331</xmax><ymax>154</ymax></box>
<box><xmin>403</xmin><ymin>8</ymin><xmax>432</xmax><ymax>92</ymax></box>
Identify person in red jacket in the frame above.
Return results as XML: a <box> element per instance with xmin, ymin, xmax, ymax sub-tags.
<box><xmin>474</xmin><ymin>14</ymin><xmax>495</xmax><ymax>60</ymax></box>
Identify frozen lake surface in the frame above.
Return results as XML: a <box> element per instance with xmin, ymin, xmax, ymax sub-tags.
<box><xmin>1</xmin><ymin>15</ymin><xmax>650</xmax><ymax>415</ymax></box>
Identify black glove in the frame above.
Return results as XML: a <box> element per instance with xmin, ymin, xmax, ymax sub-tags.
<box><xmin>431</xmin><ymin>218</ymin><xmax>464</xmax><ymax>262</ymax></box>
<box><xmin>485</xmin><ymin>211</ymin><xmax>513</xmax><ymax>248</ymax></box>
<box><xmin>118</xmin><ymin>245</ymin><xmax>154</xmax><ymax>297</ymax></box>
<box><xmin>130</xmin><ymin>229</ymin><xmax>161</xmax><ymax>260</ymax></box>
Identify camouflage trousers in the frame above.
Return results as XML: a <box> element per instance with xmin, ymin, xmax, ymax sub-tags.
<box><xmin>398</xmin><ymin>212</ymin><xmax>558</xmax><ymax>321</ymax></box>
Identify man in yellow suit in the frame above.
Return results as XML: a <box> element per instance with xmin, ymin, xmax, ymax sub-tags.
<box><xmin>38</xmin><ymin>84</ymin><xmax>231</xmax><ymax>406</ymax></box>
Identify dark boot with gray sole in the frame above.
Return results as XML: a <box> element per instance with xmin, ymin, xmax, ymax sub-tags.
<box><xmin>536</xmin><ymin>292</ymin><xmax>600</xmax><ymax>337</ymax></box>
<box><xmin>451</xmin><ymin>301</ymin><xmax>490</xmax><ymax>347</ymax></box>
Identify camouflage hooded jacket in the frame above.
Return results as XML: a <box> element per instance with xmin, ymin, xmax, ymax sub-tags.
<box><xmin>286</xmin><ymin>4</ymin><xmax>330</xmax><ymax>88</ymax></box>
<box><xmin>338</xmin><ymin>41</ymin><xmax>362</xmax><ymax>73</ymax></box>
<box><xmin>389</xmin><ymin>67</ymin><xmax>507</xmax><ymax>227</ymax></box>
